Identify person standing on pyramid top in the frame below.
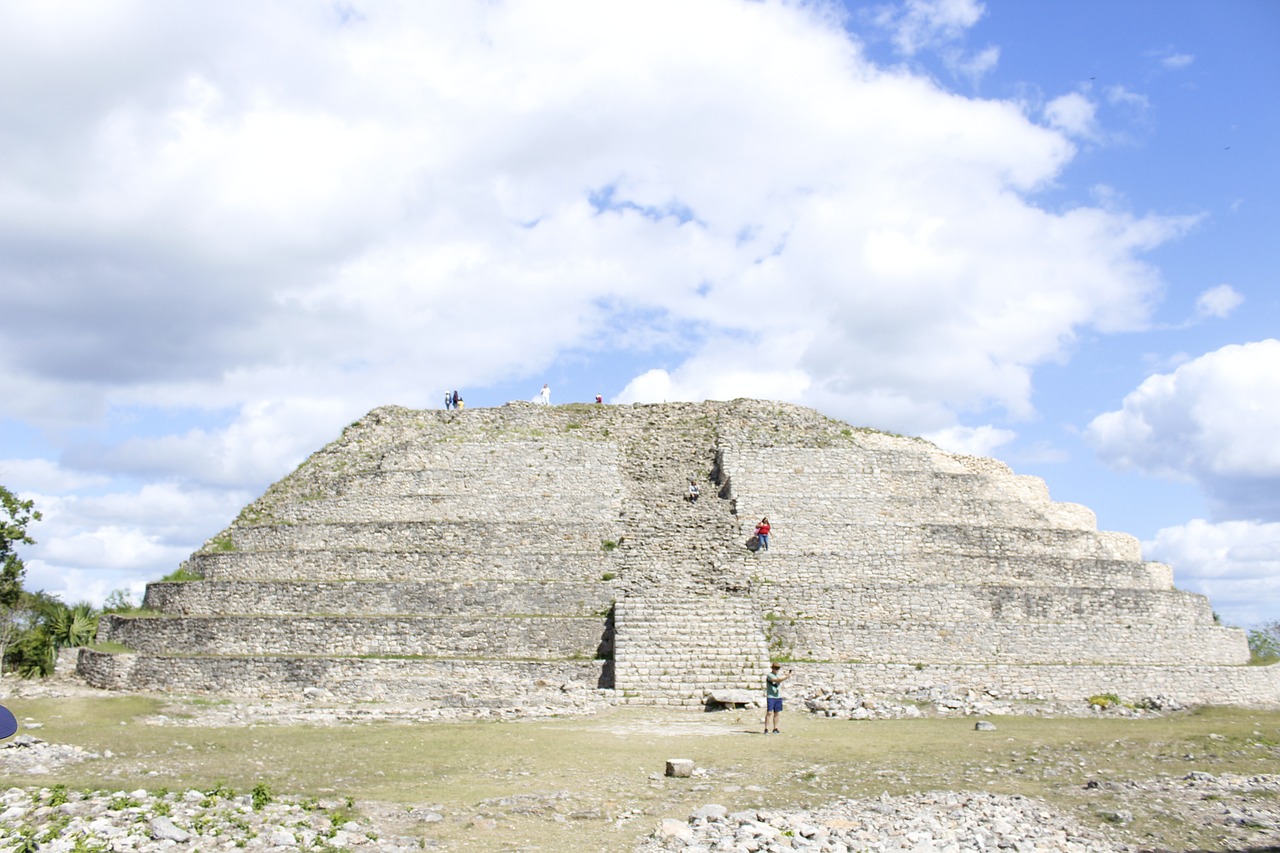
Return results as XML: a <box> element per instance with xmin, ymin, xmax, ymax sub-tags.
<box><xmin>540</xmin><ymin>383</ymin><xmax>551</xmax><ymax>405</ymax></box>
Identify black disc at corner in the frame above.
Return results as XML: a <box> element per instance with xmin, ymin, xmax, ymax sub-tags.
<box><xmin>0</xmin><ymin>705</ymin><xmax>18</xmax><ymax>740</ymax></box>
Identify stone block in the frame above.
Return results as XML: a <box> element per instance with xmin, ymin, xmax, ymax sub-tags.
<box><xmin>665</xmin><ymin>759</ymin><xmax>695</xmax><ymax>778</ymax></box>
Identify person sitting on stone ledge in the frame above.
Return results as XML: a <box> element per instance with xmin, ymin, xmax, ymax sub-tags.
<box><xmin>688</xmin><ymin>480</ymin><xmax>699</xmax><ymax>503</ymax></box>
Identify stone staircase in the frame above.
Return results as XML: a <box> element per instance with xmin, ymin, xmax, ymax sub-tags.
<box><xmin>612</xmin><ymin>593</ymin><xmax>771</xmax><ymax>704</ymax></box>
<box><xmin>609</xmin><ymin>405</ymin><xmax>770</xmax><ymax>702</ymax></box>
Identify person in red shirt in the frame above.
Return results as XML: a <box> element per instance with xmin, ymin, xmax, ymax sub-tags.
<box><xmin>754</xmin><ymin>517</ymin><xmax>771</xmax><ymax>551</ymax></box>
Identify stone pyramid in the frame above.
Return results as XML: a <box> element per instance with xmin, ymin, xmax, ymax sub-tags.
<box><xmin>80</xmin><ymin>400</ymin><xmax>1279</xmax><ymax>709</ymax></box>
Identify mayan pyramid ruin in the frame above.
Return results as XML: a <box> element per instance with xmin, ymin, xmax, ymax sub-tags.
<box><xmin>80</xmin><ymin>399</ymin><xmax>1280</xmax><ymax>709</ymax></box>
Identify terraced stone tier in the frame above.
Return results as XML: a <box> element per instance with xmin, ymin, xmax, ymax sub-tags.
<box><xmin>267</xmin><ymin>493</ymin><xmax>623</xmax><ymax>525</ymax></box>
<box><xmin>740</xmin><ymin>492</ymin><xmax>1096</xmax><ymax>530</ymax></box>
<box><xmin>751</xmin><ymin>583</ymin><xmax>1215</xmax><ymax>624</ymax></box>
<box><xmin>189</xmin><ymin>550</ymin><xmax>617</xmax><ymax>583</ymax></box>
<box><xmin>143</xmin><ymin>579</ymin><xmax>615</xmax><ymax>617</ymax></box>
<box><xmin>796</xmin><ymin>661</ymin><xmax>1280</xmax><ymax>707</ymax></box>
<box><xmin>746</xmin><ymin>553</ymin><xmax>1166</xmax><ymax>589</ymax></box>
<box><xmin>77</xmin><ymin>650</ymin><xmax>610</xmax><ymax>704</ymax></box>
<box><xmin>225</xmin><ymin>520</ymin><xmax>617</xmax><ymax>553</ymax></box>
<box><xmin>766</xmin><ymin>620</ymin><xmax>1248</xmax><ymax>666</ymax></box>
<box><xmin>100</xmin><ymin>614</ymin><xmax>610</xmax><ymax>659</ymax></box>
<box><xmin>734</xmin><ymin>520</ymin><xmax>1142</xmax><ymax>562</ymax></box>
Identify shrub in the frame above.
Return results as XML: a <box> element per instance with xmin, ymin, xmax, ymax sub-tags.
<box><xmin>1087</xmin><ymin>693</ymin><xmax>1122</xmax><ymax>709</ymax></box>
<box><xmin>1248</xmin><ymin>622</ymin><xmax>1280</xmax><ymax>664</ymax></box>
<box><xmin>251</xmin><ymin>782</ymin><xmax>273</xmax><ymax>811</ymax></box>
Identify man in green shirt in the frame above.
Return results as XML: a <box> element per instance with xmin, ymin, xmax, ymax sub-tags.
<box><xmin>764</xmin><ymin>662</ymin><xmax>792</xmax><ymax>734</ymax></box>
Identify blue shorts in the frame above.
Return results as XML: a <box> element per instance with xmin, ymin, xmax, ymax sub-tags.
<box><xmin>767</xmin><ymin>697</ymin><xmax>783</xmax><ymax>712</ymax></box>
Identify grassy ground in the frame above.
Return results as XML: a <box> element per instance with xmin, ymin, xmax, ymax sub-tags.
<box><xmin>2</xmin><ymin>695</ymin><xmax>1279</xmax><ymax>851</ymax></box>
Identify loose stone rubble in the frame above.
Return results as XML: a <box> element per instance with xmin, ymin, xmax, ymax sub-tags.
<box><xmin>640</xmin><ymin>772</ymin><xmax>1280</xmax><ymax>853</ymax></box>
<box><xmin>638</xmin><ymin>791</ymin><xmax>1129</xmax><ymax>852</ymax></box>
<box><xmin>0</xmin><ymin>786</ymin><xmax>426</xmax><ymax>852</ymax></box>
<box><xmin>0</xmin><ymin>735</ymin><xmax>98</xmax><ymax>775</ymax></box>
<box><xmin>800</xmin><ymin>685</ymin><xmax>1187</xmax><ymax>721</ymax></box>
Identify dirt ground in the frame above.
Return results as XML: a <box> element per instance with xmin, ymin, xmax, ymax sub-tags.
<box><xmin>2</xmin><ymin>674</ymin><xmax>1279</xmax><ymax>851</ymax></box>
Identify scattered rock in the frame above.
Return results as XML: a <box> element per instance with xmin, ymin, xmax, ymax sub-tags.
<box><xmin>665</xmin><ymin>759</ymin><xmax>694</xmax><ymax>778</ymax></box>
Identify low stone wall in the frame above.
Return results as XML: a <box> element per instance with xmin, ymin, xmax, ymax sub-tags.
<box><xmin>100</xmin><ymin>614</ymin><xmax>611</xmax><ymax>659</ymax></box>
<box><xmin>77</xmin><ymin>649</ymin><xmax>610</xmax><ymax>705</ymax></box>
<box><xmin>788</xmin><ymin>661</ymin><xmax>1280</xmax><ymax>708</ymax></box>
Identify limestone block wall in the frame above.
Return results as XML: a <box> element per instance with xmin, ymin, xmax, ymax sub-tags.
<box><xmin>750</xmin><ymin>584</ymin><xmax>1215</xmax><ymax>624</ymax></box>
<box><xmin>792</xmin><ymin>661</ymin><xmax>1280</xmax><ymax>708</ymax></box>
<box><xmin>99</xmin><ymin>613</ymin><xmax>608</xmax><ymax>658</ymax></box>
<box><xmin>745</xmin><ymin>553</ymin><xmax>1161</xmax><ymax>589</ymax></box>
<box><xmin>224</xmin><ymin>520</ymin><xmax>610</xmax><ymax>555</ymax></box>
<box><xmin>714</xmin><ymin>399</ymin><xmax>1248</xmax><ymax>673</ymax></box>
<box><xmin>143</xmin><ymin>579</ymin><xmax>615</xmax><ymax>617</ymax></box>
<box><xmin>766</xmin><ymin>620</ymin><xmax>1247</xmax><ymax>665</ymax></box>
<box><xmin>78</xmin><ymin>650</ymin><xmax>608</xmax><ymax>704</ymax></box>
<box><xmin>189</xmin><ymin>551</ymin><xmax>613</xmax><ymax>583</ymax></box>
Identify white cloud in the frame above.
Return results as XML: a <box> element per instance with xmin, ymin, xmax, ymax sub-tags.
<box><xmin>947</xmin><ymin>44</ymin><xmax>1000</xmax><ymax>85</ymax></box>
<box><xmin>1194</xmin><ymin>284</ymin><xmax>1243</xmax><ymax>320</ymax></box>
<box><xmin>0</xmin><ymin>458</ymin><xmax>109</xmax><ymax>493</ymax></box>
<box><xmin>1151</xmin><ymin>49</ymin><xmax>1195</xmax><ymax>71</ymax></box>
<box><xmin>877</xmin><ymin>0</ymin><xmax>987</xmax><ymax>56</ymax></box>
<box><xmin>16</xmin><ymin>481</ymin><xmax>248</xmax><ymax>604</ymax></box>
<box><xmin>1044</xmin><ymin>92</ymin><xmax>1098</xmax><ymax>140</ymax></box>
<box><xmin>0</xmin><ymin>0</ymin><xmax>1213</xmax><ymax>599</ymax></box>
<box><xmin>1086</xmin><ymin>340</ymin><xmax>1280</xmax><ymax>520</ymax></box>
<box><xmin>924</xmin><ymin>424</ymin><xmax>1016</xmax><ymax>457</ymax></box>
<box><xmin>1145</xmin><ymin>519</ymin><xmax>1280</xmax><ymax>627</ymax></box>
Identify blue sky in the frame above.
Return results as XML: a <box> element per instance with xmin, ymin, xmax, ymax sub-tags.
<box><xmin>1</xmin><ymin>0</ymin><xmax>1277</xmax><ymax>626</ymax></box>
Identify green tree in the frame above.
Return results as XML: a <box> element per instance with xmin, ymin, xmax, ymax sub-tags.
<box><xmin>0</xmin><ymin>485</ymin><xmax>41</xmax><ymax>671</ymax></box>
<box><xmin>1249</xmin><ymin>621</ymin><xmax>1280</xmax><ymax>664</ymax></box>
<box><xmin>1</xmin><ymin>485</ymin><xmax>41</xmax><ymax>609</ymax></box>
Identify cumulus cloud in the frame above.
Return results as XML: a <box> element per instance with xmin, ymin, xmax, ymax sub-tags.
<box><xmin>0</xmin><ymin>0</ymin><xmax>1205</xmax><ymax>600</ymax></box>
<box><xmin>1145</xmin><ymin>519</ymin><xmax>1280</xmax><ymax>627</ymax></box>
<box><xmin>1194</xmin><ymin>284</ymin><xmax>1243</xmax><ymax>320</ymax></box>
<box><xmin>1086</xmin><ymin>340</ymin><xmax>1280</xmax><ymax>520</ymax></box>
<box><xmin>1146</xmin><ymin>47</ymin><xmax>1195</xmax><ymax>71</ymax></box>
<box><xmin>923</xmin><ymin>424</ymin><xmax>1016</xmax><ymax>457</ymax></box>
<box><xmin>0</xmin><ymin>458</ymin><xmax>109</xmax><ymax>493</ymax></box>
<box><xmin>875</xmin><ymin>0</ymin><xmax>987</xmax><ymax>56</ymax></box>
<box><xmin>1044</xmin><ymin>92</ymin><xmax>1098</xmax><ymax>140</ymax></box>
